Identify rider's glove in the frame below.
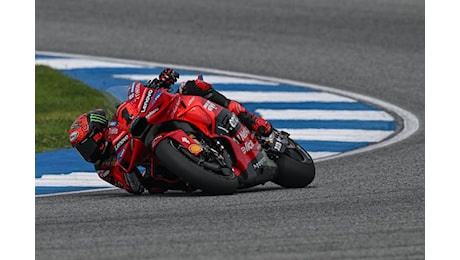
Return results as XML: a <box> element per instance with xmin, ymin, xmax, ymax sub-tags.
<box><xmin>159</xmin><ymin>68</ymin><xmax>179</xmax><ymax>88</ymax></box>
<box><xmin>146</xmin><ymin>78</ymin><xmax>161</xmax><ymax>89</ymax></box>
<box><xmin>146</xmin><ymin>68</ymin><xmax>179</xmax><ymax>91</ymax></box>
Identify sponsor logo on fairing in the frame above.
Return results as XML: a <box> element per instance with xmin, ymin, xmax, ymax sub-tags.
<box><xmin>204</xmin><ymin>100</ymin><xmax>218</xmax><ymax>111</ymax></box>
<box><xmin>140</xmin><ymin>89</ymin><xmax>154</xmax><ymax>113</ymax></box>
<box><xmin>146</xmin><ymin>105</ymin><xmax>161</xmax><ymax>119</ymax></box>
<box><xmin>188</xmin><ymin>144</ymin><xmax>202</xmax><ymax>153</ymax></box>
<box><xmin>181</xmin><ymin>137</ymin><xmax>191</xmax><ymax>144</ymax></box>
<box><xmin>252</xmin><ymin>156</ymin><xmax>267</xmax><ymax>170</ymax></box>
<box><xmin>171</xmin><ymin>98</ymin><xmax>181</xmax><ymax>115</ymax></box>
<box><xmin>187</xmin><ymin>96</ymin><xmax>196</xmax><ymax>106</ymax></box>
<box><xmin>238</xmin><ymin>127</ymin><xmax>250</xmax><ymax>141</ymax></box>
<box><xmin>134</xmin><ymin>82</ymin><xmax>142</xmax><ymax>101</ymax></box>
<box><xmin>229</xmin><ymin>114</ymin><xmax>238</xmax><ymax>128</ymax></box>
<box><xmin>241</xmin><ymin>140</ymin><xmax>255</xmax><ymax>154</ymax></box>
<box><xmin>114</xmin><ymin>134</ymin><xmax>129</xmax><ymax>151</ymax></box>
<box><xmin>153</xmin><ymin>90</ymin><xmax>163</xmax><ymax>102</ymax></box>
<box><xmin>274</xmin><ymin>141</ymin><xmax>283</xmax><ymax>152</ymax></box>
<box><xmin>152</xmin><ymin>135</ymin><xmax>164</xmax><ymax>147</ymax></box>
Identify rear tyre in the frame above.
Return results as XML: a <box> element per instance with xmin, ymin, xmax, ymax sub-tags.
<box><xmin>272</xmin><ymin>138</ymin><xmax>315</xmax><ymax>188</ymax></box>
<box><xmin>154</xmin><ymin>138</ymin><xmax>238</xmax><ymax>195</ymax></box>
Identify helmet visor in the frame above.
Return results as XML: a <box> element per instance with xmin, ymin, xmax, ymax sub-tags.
<box><xmin>75</xmin><ymin>138</ymin><xmax>101</xmax><ymax>163</ymax></box>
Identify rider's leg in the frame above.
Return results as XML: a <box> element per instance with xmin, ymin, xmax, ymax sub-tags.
<box><xmin>226</xmin><ymin>100</ymin><xmax>273</xmax><ymax>137</ymax></box>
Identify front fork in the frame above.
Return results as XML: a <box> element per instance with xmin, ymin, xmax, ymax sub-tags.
<box><xmin>258</xmin><ymin>129</ymin><xmax>291</xmax><ymax>160</ymax></box>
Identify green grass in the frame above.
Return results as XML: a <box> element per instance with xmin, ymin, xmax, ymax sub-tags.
<box><xmin>35</xmin><ymin>65</ymin><xmax>107</xmax><ymax>152</ymax></box>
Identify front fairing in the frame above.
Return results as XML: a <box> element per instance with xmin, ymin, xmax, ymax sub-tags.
<box><xmin>108</xmin><ymin>121</ymin><xmax>151</xmax><ymax>173</ymax></box>
<box><xmin>140</xmin><ymin>88</ymin><xmax>175</xmax><ymax>124</ymax></box>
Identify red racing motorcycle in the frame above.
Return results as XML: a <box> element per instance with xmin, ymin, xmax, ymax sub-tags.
<box><xmin>107</xmin><ymin>80</ymin><xmax>315</xmax><ymax>195</ymax></box>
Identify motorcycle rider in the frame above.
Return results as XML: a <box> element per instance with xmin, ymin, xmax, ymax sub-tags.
<box><xmin>69</xmin><ymin>69</ymin><xmax>273</xmax><ymax>194</ymax></box>
<box><xmin>69</xmin><ymin>109</ymin><xmax>147</xmax><ymax>194</ymax></box>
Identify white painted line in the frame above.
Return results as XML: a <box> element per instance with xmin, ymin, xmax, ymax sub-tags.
<box><xmin>278</xmin><ymin>128</ymin><xmax>394</xmax><ymax>142</ymax></box>
<box><xmin>113</xmin><ymin>74</ymin><xmax>279</xmax><ymax>86</ymax></box>
<box><xmin>35</xmin><ymin>172</ymin><xmax>112</xmax><ymax>187</ymax></box>
<box><xmin>220</xmin><ymin>91</ymin><xmax>356</xmax><ymax>103</ymax></box>
<box><xmin>35</xmin><ymin>58</ymin><xmax>142</xmax><ymax>69</ymax></box>
<box><xmin>256</xmin><ymin>109</ymin><xmax>395</xmax><ymax>121</ymax></box>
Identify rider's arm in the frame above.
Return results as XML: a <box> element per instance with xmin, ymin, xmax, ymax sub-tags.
<box><xmin>147</xmin><ymin>67</ymin><xmax>229</xmax><ymax>107</ymax></box>
<box><xmin>178</xmin><ymin>76</ymin><xmax>230</xmax><ymax>108</ymax></box>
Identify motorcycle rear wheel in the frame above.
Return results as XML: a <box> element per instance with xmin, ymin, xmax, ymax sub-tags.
<box><xmin>272</xmin><ymin>138</ymin><xmax>315</xmax><ymax>188</ymax></box>
<box><xmin>154</xmin><ymin>138</ymin><xmax>238</xmax><ymax>195</ymax></box>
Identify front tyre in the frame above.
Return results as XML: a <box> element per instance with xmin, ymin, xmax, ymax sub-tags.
<box><xmin>154</xmin><ymin>138</ymin><xmax>238</xmax><ymax>195</ymax></box>
<box><xmin>273</xmin><ymin>138</ymin><xmax>315</xmax><ymax>188</ymax></box>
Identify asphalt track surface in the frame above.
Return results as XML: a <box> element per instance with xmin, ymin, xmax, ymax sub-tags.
<box><xmin>35</xmin><ymin>1</ymin><xmax>425</xmax><ymax>259</ymax></box>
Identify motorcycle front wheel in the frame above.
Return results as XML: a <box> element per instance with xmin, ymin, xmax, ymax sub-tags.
<box><xmin>272</xmin><ymin>138</ymin><xmax>315</xmax><ymax>188</ymax></box>
<box><xmin>154</xmin><ymin>138</ymin><xmax>238</xmax><ymax>195</ymax></box>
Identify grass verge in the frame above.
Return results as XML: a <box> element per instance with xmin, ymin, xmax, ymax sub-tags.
<box><xmin>35</xmin><ymin>65</ymin><xmax>106</xmax><ymax>152</ymax></box>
